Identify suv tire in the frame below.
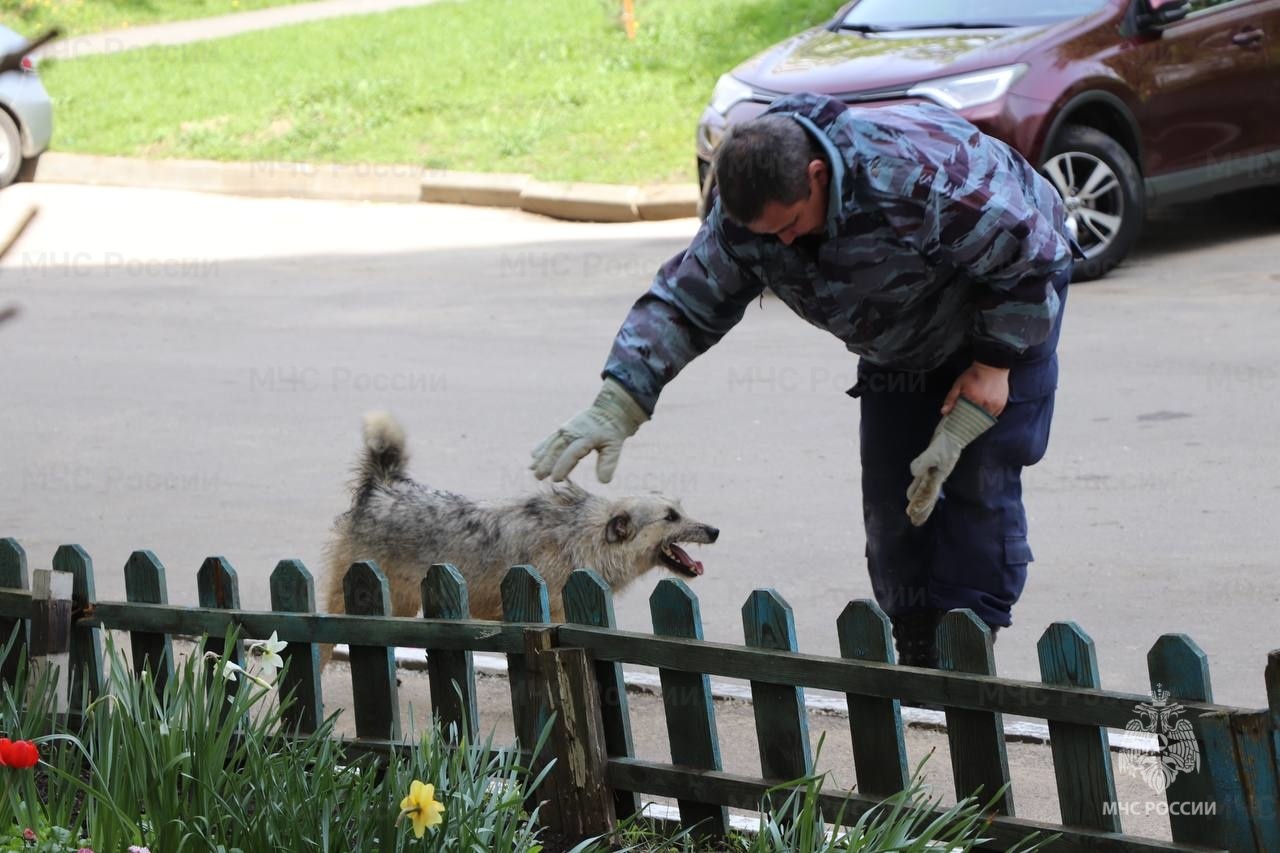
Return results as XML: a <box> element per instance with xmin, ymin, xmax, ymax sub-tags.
<box><xmin>1041</xmin><ymin>124</ymin><xmax>1144</xmax><ymax>282</ymax></box>
<box><xmin>0</xmin><ymin>110</ymin><xmax>21</xmax><ymax>188</ymax></box>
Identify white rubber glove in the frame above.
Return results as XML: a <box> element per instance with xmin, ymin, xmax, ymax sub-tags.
<box><xmin>906</xmin><ymin>398</ymin><xmax>997</xmax><ymax>527</ymax></box>
<box><xmin>531</xmin><ymin>378</ymin><xmax>649</xmax><ymax>483</ymax></box>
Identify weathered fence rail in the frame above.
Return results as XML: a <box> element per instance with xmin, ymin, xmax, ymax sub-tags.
<box><xmin>1</xmin><ymin>537</ymin><xmax>1277</xmax><ymax>852</ymax></box>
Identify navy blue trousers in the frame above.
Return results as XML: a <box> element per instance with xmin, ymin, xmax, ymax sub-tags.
<box><xmin>854</xmin><ymin>272</ymin><xmax>1069</xmax><ymax>628</ymax></box>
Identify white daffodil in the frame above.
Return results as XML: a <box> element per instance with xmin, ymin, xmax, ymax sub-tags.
<box><xmin>215</xmin><ymin>657</ymin><xmax>246</xmax><ymax>683</ymax></box>
<box><xmin>252</xmin><ymin>631</ymin><xmax>288</xmax><ymax>680</ymax></box>
<box><xmin>203</xmin><ymin>651</ymin><xmax>270</xmax><ymax>689</ymax></box>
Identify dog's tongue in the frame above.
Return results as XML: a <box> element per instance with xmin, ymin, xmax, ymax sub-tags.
<box><xmin>668</xmin><ymin>544</ymin><xmax>704</xmax><ymax>577</ymax></box>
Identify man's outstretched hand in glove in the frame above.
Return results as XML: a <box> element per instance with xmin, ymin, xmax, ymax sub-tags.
<box><xmin>531</xmin><ymin>377</ymin><xmax>649</xmax><ymax>483</ymax></box>
<box><xmin>906</xmin><ymin>362</ymin><xmax>1007</xmax><ymax>526</ymax></box>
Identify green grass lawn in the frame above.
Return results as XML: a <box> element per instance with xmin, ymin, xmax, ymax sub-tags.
<box><xmin>39</xmin><ymin>0</ymin><xmax>836</xmax><ymax>184</ymax></box>
<box><xmin>1</xmin><ymin>0</ymin><xmax>312</xmax><ymax>38</ymax></box>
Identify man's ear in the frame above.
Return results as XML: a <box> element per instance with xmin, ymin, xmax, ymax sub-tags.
<box><xmin>809</xmin><ymin>158</ymin><xmax>829</xmax><ymax>189</ymax></box>
<box><xmin>606</xmin><ymin>513</ymin><xmax>634</xmax><ymax>543</ymax></box>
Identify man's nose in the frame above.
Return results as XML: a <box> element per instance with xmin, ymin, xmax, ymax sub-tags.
<box><xmin>778</xmin><ymin>230</ymin><xmax>796</xmax><ymax>246</ymax></box>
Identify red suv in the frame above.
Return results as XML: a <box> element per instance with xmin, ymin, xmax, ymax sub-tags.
<box><xmin>695</xmin><ymin>0</ymin><xmax>1280</xmax><ymax>280</ymax></box>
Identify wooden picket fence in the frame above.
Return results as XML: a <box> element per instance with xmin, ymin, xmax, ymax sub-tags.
<box><xmin>1</xmin><ymin>537</ymin><xmax>1278</xmax><ymax>852</ymax></box>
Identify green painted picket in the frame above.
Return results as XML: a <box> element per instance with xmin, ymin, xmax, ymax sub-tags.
<box><xmin>270</xmin><ymin>558</ymin><xmax>322</xmax><ymax>734</ymax></box>
<box><xmin>836</xmin><ymin>600</ymin><xmax>909</xmax><ymax>796</ymax></box>
<box><xmin>124</xmin><ymin>550</ymin><xmax>174</xmax><ymax>693</ymax></box>
<box><xmin>501</xmin><ymin>564</ymin><xmax>550</xmax><ymax>750</ymax></box>
<box><xmin>422</xmin><ymin>563</ymin><xmax>478</xmax><ymax>742</ymax></box>
<box><xmin>344</xmin><ymin>560</ymin><xmax>399</xmax><ymax>741</ymax></box>
<box><xmin>2</xmin><ymin>540</ymin><xmax>1278</xmax><ymax>852</ymax></box>
<box><xmin>650</xmin><ymin>578</ymin><xmax>730</xmax><ymax>839</ymax></box>
<box><xmin>0</xmin><ymin>539</ymin><xmax>29</xmax><ymax>685</ymax></box>
<box><xmin>564</xmin><ymin>569</ymin><xmax>640</xmax><ymax>821</ymax></box>
<box><xmin>1037</xmin><ymin>622</ymin><xmax>1119</xmax><ymax>832</ymax></box>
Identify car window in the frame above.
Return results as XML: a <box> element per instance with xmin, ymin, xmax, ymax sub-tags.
<box><xmin>841</xmin><ymin>0</ymin><xmax>1111</xmax><ymax>29</ymax></box>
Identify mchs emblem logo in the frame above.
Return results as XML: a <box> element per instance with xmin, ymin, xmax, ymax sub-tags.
<box><xmin>1118</xmin><ymin>684</ymin><xmax>1200</xmax><ymax>794</ymax></box>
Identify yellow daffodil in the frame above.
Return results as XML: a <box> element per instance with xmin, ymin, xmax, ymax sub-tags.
<box><xmin>398</xmin><ymin>779</ymin><xmax>445</xmax><ymax>838</ymax></box>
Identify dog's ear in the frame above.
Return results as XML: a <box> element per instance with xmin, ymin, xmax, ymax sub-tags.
<box><xmin>606</xmin><ymin>512</ymin><xmax>634</xmax><ymax>543</ymax></box>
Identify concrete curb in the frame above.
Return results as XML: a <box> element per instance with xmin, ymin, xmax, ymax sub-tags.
<box><xmin>32</xmin><ymin>152</ymin><xmax>700</xmax><ymax>221</ymax></box>
<box><xmin>330</xmin><ymin>644</ymin><xmax>1161</xmax><ymax>755</ymax></box>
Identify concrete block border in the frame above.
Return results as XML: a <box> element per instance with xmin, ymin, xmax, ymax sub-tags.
<box><xmin>327</xmin><ymin>643</ymin><xmax>1162</xmax><ymax>755</ymax></box>
<box><xmin>31</xmin><ymin>153</ymin><xmax>700</xmax><ymax>221</ymax></box>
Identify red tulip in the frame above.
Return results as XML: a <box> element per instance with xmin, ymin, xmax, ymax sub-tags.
<box><xmin>0</xmin><ymin>737</ymin><xmax>39</xmax><ymax>769</ymax></box>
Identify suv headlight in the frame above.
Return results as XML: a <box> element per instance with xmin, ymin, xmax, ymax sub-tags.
<box><xmin>906</xmin><ymin>64</ymin><xmax>1027</xmax><ymax>110</ymax></box>
<box><xmin>710</xmin><ymin>74</ymin><xmax>755</xmax><ymax>115</ymax></box>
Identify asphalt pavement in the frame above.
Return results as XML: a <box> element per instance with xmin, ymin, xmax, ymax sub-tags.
<box><xmin>2</xmin><ymin>181</ymin><xmax>1278</xmax><ymax>716</ymax></box>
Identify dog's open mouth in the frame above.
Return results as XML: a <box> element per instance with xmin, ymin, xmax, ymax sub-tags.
<box><xmin>659</xmin><ymin>543</ymin><xmax>704</xmax><ymax>577</ymax></box>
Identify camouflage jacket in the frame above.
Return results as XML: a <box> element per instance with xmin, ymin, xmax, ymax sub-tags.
<box><xmin>604</xmin><ymin>92</ymin><xmax>1072</xmax><ymax>414</ymax></box>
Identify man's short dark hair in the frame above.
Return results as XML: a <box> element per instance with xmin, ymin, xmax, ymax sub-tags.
<box><xmin>713</xmin><ymin>115</ymin><xmax>824</xmax><ymax>225</ymax></box>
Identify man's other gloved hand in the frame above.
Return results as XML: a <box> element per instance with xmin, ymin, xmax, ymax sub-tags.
<box><xmin>531</xmin><ymin>377</ymin><xmax>649</xmax><ymax>483</ymax></box>
<box><xmin>906</xmin><ymin>398</ymin><xmax>997</xmax><ymax>526</ymax></box>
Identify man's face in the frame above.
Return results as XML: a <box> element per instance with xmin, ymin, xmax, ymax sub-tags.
<box><xmin>746</xmin><ymin>159</ymin><xmax>830</xmax><ymax>246</ymax></box>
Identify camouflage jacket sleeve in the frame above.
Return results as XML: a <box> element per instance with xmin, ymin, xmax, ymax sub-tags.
<box><xmin>603</xmin><ymin>208</ymin><xmax>766</xmax><ymax>414</ymax></box>
<box><xmin>921</xmin><ymin>139</ymin><xmax>1071</xmax><ymax>368</ymax></box>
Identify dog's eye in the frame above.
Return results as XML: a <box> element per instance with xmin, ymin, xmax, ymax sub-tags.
<box><xmin>665</xmin><ymin>509</ymin><xmax>681</xmax><ymax>522</ymax></box>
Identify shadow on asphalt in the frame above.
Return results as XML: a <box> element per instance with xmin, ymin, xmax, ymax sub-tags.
<box><xmin>1131</xmin><ymin>187</ymin><xmax>1280</xmax><ymax>261</ymax></box>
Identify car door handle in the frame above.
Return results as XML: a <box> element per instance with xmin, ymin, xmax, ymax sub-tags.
<box><xmin>1232</xmin><ymin>28</ymin><xmax>1264</xmax><ymax>47</ymax></box>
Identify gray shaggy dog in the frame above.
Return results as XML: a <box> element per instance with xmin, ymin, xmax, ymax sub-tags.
<box><xmin>320</xmin><ymin>412</ymin><xmax>718</xmax><ymax>666</ymax></box>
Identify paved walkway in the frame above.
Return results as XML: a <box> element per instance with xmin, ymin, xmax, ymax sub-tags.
<box><xmin>34</xmin><ymin>0</ymin><xmax>452</xmax><ymax>61</ymax></box>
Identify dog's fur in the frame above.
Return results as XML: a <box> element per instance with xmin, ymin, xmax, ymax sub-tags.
<box><xmin>320</xmin><ymin>412</ymin><xmax>718</xmax><ymax>666</ymax></box>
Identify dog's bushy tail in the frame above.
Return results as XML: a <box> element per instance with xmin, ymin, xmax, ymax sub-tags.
<box><xmin>356</xmin><ymin>411</ymin><xmax>409</xmax><ymax>495</ymax></box>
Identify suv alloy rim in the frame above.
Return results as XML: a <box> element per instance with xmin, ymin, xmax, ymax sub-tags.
<box><xmin>1041</xmin><ymin>151</ymin><xmax>1124</xmax><ymax>259</ymax></box>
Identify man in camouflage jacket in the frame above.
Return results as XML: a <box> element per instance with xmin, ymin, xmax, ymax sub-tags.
<box><xmin>532</xmin><ymin>92</ymin><xmax>1073</xmax><ymax>667</ymax></box>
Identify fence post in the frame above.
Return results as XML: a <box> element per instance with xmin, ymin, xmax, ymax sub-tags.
<box><xmin>270</xmin><ymin>559</ymin><xmax>323</xmax><ymax>735</ymax></box>
<box><xmin>836</xmin><ymin>600</ymin><xmax>909</xmax><ymax>796</ymax></box>
<box><xmin>525</xmin><ymin>632</ymin><xmax>616</xmax><ymax>840</ymax></box>
<box><xmin>197</xmin><ymin>556</ymin><xmax>243</xmax><ymax>710</ymax></box>
<box><xmin>29</xmin><ymin>569</ymin><xmax>72</xmax><ymax>716</ymax></box>
<box><xmin>1148</xmin><ymin>634</ymin><xmax>1231</xmax><ymax>847</ymax></box>
<box><xmin>501</xmin><ymin>565</ymin><xmax>550</xmax><ymax>751</ymax></box>
<box><xmin>0</xmin><ymin>538</ymin><xmax>29</xmax><ymax>685</ymax></box>
<box><xmin>650</xmin><ymin>578</ymin><xmax>728</xmax><ymax>839</ymax></box>
<box><xmin>343</xmin><ymin>560</ymin><xmax>400</xmax><ymax>741</ymax></box>
<box><xmin>742</xmin><ymin>589</ymin><xmax>812</xmax><ymax>786</ymax></box>
<box><xmin>54</xmin><ymin>545</ymin><xmax>102</xmax><ymax>713</ymax></box>
<box><xmin>124</xmin><ymin>550</ymin><xmax>174</xmax><ymax>694</ymax></box>
<box><xmin>564</xmin><ymin>568</ymin><xmax>639</xmax><ymax>821</ymax></box>
<box><xmin>1264</xmin><ymin>651</ymin><xmax>1280</xmax><ymax>841</ymax></box>
<box><xmin>1036</xmin><ymin>621</ymin><xmax>1119</xmax><ymax>830</ymax></box>
<box><xmin>1219</xmin><ymin>709</ymin><xmax>1280</xmax><ymax>851</ymax></box>
<box><xmin>422</xmin><ymin>564</ymin><xmax>478</xmax><ymax>742</ymax></box>
<box><xmin>939</xmin><ymin>609</ymin><xmax>1013</xmax><ymax>815</ymax></box>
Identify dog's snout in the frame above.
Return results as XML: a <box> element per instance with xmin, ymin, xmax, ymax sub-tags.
<box><xmin>704</xmin><ymin>525</ymin><xmax>719</xmax><ymax>543</ymax></box>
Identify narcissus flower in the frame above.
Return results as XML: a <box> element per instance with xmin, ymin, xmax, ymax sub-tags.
<box><xmin>0</xmin><ymin>737</ymin><xmax>39</xmax><ymax>769</ymax></box>
<box><xmin>398</xmin><ymin>779</ymin><xmax>446</xmax><ymax>838</ymax></box>
<box><xmin>252</xmin><ymin>631</ymin><xmax>287</xmax><ymax>680</ymax></box>
<box><xmin>203</xmin><ymin>651</ymin><xmax>269</xmax><ymax>689</ymax></box>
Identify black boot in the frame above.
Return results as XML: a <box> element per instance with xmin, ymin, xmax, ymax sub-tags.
<box><xmin>892</xmin><ymin>609</ymin><xmax>944</xmax><ymax>711</ymax></box>
<box><xmin>891</xmin><ymin>609</ymin><xmax>943</xmax><ymax>669</ymax></box>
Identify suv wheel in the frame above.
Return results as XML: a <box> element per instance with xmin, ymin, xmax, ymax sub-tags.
<box><xmin>1041</xmin><ymin>125</ymin><xmax>1144</xmax><ymax>282</ymax></box>
<box><xmin>0</xmin><ymin>110</ymin><xmax>21</xmax><ymax>188</ymax></box>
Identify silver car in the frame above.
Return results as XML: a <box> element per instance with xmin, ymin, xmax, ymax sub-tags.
<box><xmin>0</xmin><ymin>25</ymin><xmax>53</xmax><ymax>188</ymax></box>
